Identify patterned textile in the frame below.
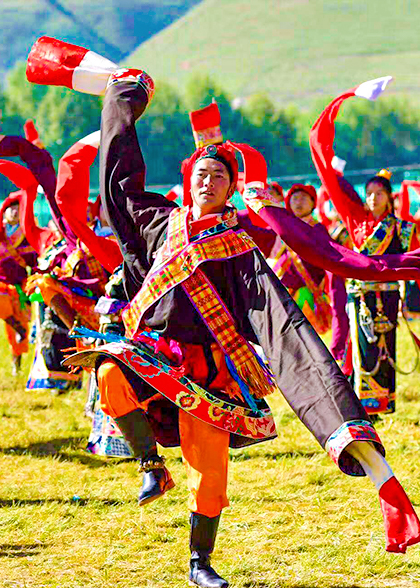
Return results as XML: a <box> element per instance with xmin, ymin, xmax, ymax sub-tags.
<box><xmin>123</xmin><ymin>207</ymin><xmax>255</xmax><ymax>337</ymax></box>
<box><xmin>193</xmin><ymin>125</ymin><xmax>223</xmax><ymax>149</ymax></box>
<box><xmin>86</xmin><ymin>379</ymin><xmax>133</xmax><ymax>457</ymax></box>
<box><xmin>26</xmin><ymin>302</ymin><xmax>83</xmax><ymax>392</ymax></box>
<box><xmin>27</xmin><ymin>274</ymin><xmax>99</xmax><ymax>329</ymax></box>
<box><xmin>64</xmin><ymin>242</ymin><xmax>107</xmax><ymax>288</ymax></box>
<box><xmin>26</xmin><ymin>347</ymin><xmax>82</xmax><ymax>392</ymax></box>
<box><xmin>347</xmin><ymin>290</ymin><xmax>399</xmax><ymax>415</ymax></box>
<box><xmin>325</xmin><ymin>419</ymin><xmax>384</xmax><ymax>476</ymax></box>
<box><xmin>182</xmin><ymin>268</ymin><xmax>277</xmax><ymax>398</ymax></box>
<box><xmin>0</xmin><ymin>226</ymin><xmax>28</xmax><ymax>269</ymax></box>
<box><xmin>79</xmin><ymin>240</ymin><xmax>108</xmax><ymax>289</ymax></box>
<box><xmin>242</xmin><ymin>186</ymin><xmax>284</xmax><ymax>214</ymax></box>
<box><xmin>357</xmin><ymin>214</ymin><xmax>416</xmax><ymax>256</ymax></box>
<box><xmin>123</xmin><ymin>206</ymin><xmax>276</xmax><ymax>398</ymax></box>
<box><xmin>63</xmin><ymin>341</ymin><xmax>277</xmax><ymax>442</ymax></box>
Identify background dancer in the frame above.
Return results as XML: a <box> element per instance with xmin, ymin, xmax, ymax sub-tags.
<box><xmin>310</xmin><ymin>81</ymin><xmax>420</xmax><ymax>416</ymax></box>
<box><xmin>0</xmin><ymin>191</ymin><xmax>36</xmax><ymax>374</ymax></box>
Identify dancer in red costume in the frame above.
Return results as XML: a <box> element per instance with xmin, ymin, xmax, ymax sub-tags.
<box><xmin>309</xmin><ymin>77</ymin><xmax>420</xmax><ymax>416</ymax></box>
<box><xmin>0</xmin><ymin>189</ymin><xmax>36</xmax><ymax>374</ymax></box>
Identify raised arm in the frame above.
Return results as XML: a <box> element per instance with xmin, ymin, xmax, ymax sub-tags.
<box><xmin>100</xmin><ymin>73</ymin><xmax>176</xmax><ymax>297</ymax></box>
<box><xmin>309</xmin><ymin>95</ymin><xmax>367</xmax><ymax>242</ymax></box>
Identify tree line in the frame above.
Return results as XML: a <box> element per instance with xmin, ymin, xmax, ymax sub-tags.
<box><xmin>1</xmin><ymin>61</ymin><xmax>420</xmax><ymax>197</ymax></box>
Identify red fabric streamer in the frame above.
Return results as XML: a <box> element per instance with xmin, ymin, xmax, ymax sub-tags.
<box><xmin>379</xmin><ymin>476</ymin><xmax>420</xmax><ymax>553</ymax></box>
<box><xmin>26</xmin><ymin>36</ymin><xmax>88</xmax><ymax>88</ymax></box>
<box><xmin>56</xmin><ymin>137</ymin><xmax>122</xmax><ymax>272</ymax></box>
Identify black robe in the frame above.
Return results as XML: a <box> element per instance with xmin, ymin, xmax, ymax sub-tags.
<box><xmin>99</xmin><ymin>80</ymin><xmax>369</xmax><ymax>456</ymax></box>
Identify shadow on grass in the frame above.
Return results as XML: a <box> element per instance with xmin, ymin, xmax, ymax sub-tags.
<box><xmin>244</xmin><ymin>584</ymin><xmax>364</xmax><ymax>588</ymax></box>
<box><xmin>231</xmin><ymin>449</ymin><xmax>320</xmax><ymax>462</ymax></box>
<box><xmin>0</xmin><ymin>543</ymin><xmax>46</xmax><ymax>558</ymax></box>
<box><xmin>0</xmin><ymin>437</ymin><xmax>133</xmax><ymax>467</ymax></box>
<box><xmin>0</xmin><ymin>497</ymin><xmax>129</xmax><ymax>507</ymax></box>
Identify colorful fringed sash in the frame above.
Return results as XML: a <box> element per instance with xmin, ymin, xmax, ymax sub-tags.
<box><xmin>123</xmin><ymin>206</ymin><xmax>277</xmax><ymax>398</ymax></box>
<box><xmin>357</xmin><ymin>214</ymin><xmax>416</xmax><ymax>256</ymax></box>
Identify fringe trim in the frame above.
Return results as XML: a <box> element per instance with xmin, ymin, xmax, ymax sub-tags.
<box><xmin>237</xmin><ymin>357</ymin><xmax>275</xmax><ymax>399</ymax></box>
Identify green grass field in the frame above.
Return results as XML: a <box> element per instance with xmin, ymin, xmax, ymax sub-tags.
<box><xmin>128</xmin><ymin>0</ymin><xmax>420</xmax><ymax>108</ymax></box>
<box><xmin>1</xmin><ymin>322</ymin><xmax>420</xmax><ymax>587</ymax></box>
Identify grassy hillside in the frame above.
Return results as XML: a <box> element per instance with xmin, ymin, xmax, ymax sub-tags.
<box><xmin>0</xmin><ymin>0</ymin><xmax>200</xmax><ymax>75</ymax></box>
<box><xmin>128</xmin><ymin>0</ymin><xmax>420</xmax><ymax>107</ymax></box>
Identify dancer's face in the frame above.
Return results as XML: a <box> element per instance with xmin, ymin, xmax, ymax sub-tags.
<box><xmin>4</xmin><ymin>203</ymin><xmax>19</xmax><ymax>225</ymax></box>
<box><xmin>366</xmin><ymin>182</ymin><xmax>391</xmax><ymax>218</ymax></box>
<box><xmin>190</xmin><ymin>158</ymin><xmax>233</xmax><ymax>217</ymax></box>
<box><xmin>289</xmin><ymin>190</ymin><xmax>314</xmax><ymax>218</ymax></box>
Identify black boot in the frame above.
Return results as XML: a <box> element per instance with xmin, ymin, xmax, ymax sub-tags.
<box><xmin>189</xmin><ymin>513</ymin><xmax>228</xmax><ymax>588</ymax></box>
<box><xmin>138</xmin><ymin>455</ymin><xmax>175</xmax><ymax>506</ymax></box>
<box><xmin>114</xmin><ymin>409</ymin><xmax>174</xmax><ymax>506</ymax></box>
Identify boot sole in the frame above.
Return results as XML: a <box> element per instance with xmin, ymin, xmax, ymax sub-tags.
<box><xmin>138</xmin><ymin>478</ymin><xmax>175</xmax><ymax>507</ymax></box>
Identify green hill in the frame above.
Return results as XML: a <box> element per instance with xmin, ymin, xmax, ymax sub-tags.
<box><xmin>0</xmin><ymin>0</ymin><xmax>199</xmax><ymax>75</ymax></box>
<box><xmin>127</xmin><ymin>0</ymin><xmax>420</xmax><ymax>107</ymax></box>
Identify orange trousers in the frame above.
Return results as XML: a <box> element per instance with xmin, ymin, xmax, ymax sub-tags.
<box><xmin>97</xmin><ymin>359</ymin><xmax>230</xmax><ymax>517</ymax></box>
<box><xmin>0</xmin><ymin>283</ymin><xmax>30</xmax><ymax>356</ymax></box>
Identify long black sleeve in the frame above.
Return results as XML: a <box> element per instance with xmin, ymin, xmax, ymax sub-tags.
<box><xmin>100</xmin><ymin>81</ymin><xmax>176</xmax><ymax>299</ymax></box>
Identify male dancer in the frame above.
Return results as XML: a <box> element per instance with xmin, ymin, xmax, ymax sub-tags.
<box><xmin>27</xmin><ymin>39</ymin><xmax>420</xmax><ymax>587</ymax></box>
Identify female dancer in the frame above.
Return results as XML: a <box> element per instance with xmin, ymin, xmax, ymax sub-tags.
<box><xmin>310</xmin><ymin>80</ymin><xmax>420</xmax><ymax>415</ymax></box>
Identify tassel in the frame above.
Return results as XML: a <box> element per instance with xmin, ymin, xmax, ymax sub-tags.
<box><xmin>225</xmin><ymin>356</ymin><xmax>259</xmax><ymax>412</ymax></box>
<box><xmin>236</xmin><ymin>355</ymin><xmax>276</xmax><ymax>399</ymax></box>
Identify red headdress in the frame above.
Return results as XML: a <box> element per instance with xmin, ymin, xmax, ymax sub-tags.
<box><xmin>182</xmin><ymin>143</ymin><xmax>239</xmax><ymax>206</ymax></box>
<box><xmin>183</xmin><ymin>101</ymin><xmax>238</xmax><ymax>205</ymax></box>
<box><xmin>189</xmin><ymin>101</ymin><xmax>223</xmax><ymax>149</ymax></box>
<box><xmin>284</xmin><ymin>183</ymin><xmax>317</xmax><ymax>213</ymax></box>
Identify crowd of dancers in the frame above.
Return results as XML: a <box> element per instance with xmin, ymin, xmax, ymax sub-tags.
<box><xmin>1</xmin><ymin>36</ymin><xmax>420</xmax><ymax>587</ymax></box>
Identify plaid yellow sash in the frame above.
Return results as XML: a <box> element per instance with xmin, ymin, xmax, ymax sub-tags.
<box><xmin>123</xmin><ymin>207</ymin><xmax>255</xmax><ymax>336</ymax></box>
<box><xmin>123</xmin><ymin>206</ymin><xmax>276</xmax><ymax>398</ymax></box>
